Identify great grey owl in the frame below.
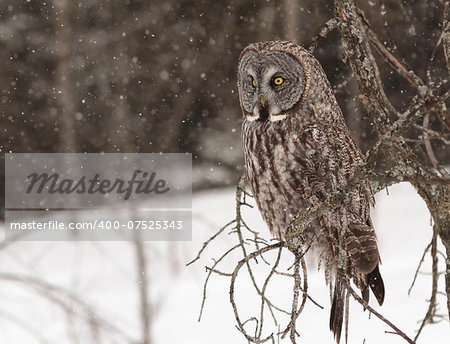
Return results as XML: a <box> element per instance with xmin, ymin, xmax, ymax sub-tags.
<box><xmin>238</xmin><ymin>41</ymin><xmax>384</xmax><ymax>342</ymax></box>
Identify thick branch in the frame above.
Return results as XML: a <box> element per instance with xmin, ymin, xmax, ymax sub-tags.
<box><xmin>439</xmin><ymin>1</ymin><xmax>450</xmax><ymax>75</ymax></box>
<box><xmin>334</xmin><ymin>0</ymin><xmax>395</xmax><ymax>134</ymax></box>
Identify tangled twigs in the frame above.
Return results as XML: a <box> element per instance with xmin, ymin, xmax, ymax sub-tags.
<box><xmin>229</xmin><ymin>242</ymin><xmax>285</xmax><ymax>343</ymax></box>
<box><xmin>235</xmin><ymin>177</ymin><xmax>292</xmax><ymax>319</ymax></box>
<box><xmin>335</xmin><ymin>0</ymin><xmax>450</xmax><ymax>321</ymax></box>
<box><xmin>189</xmin><ymin>178</ymin><xmax>322</xmax><ymax>344</ymax></box>
<box><xmin>191</xmin><ymin>166</ymin><xmax>443</xmax><ymax>343</ymax></box>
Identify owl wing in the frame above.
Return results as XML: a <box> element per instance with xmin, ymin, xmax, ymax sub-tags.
<box><xmin>287</xmin><ymin>115</ymin><xmax>377</xmax><ymax>251</ymax></box>
<box><xmin>288</xmin><ymin>115</ymin><xmax>382</xmax><ymax>277</ymax></box>
<box><xmin>287</xmin><ymin>115</ymin><xmax>384</xmax><ymax>343</ymax></box>
<box><xmin>286</xmin><ymin>118</ymin><xmax>348</xmax><ymax>211</ymax></box>
<box><xmin>286</xmin><ymin>119</ymin><xmax>346</xmax><ymax>253</ymax></box>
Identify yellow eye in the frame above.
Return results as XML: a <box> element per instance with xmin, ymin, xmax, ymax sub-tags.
<box><xmin>252</xmin><ymin>79</ymin><xmax>256</xmax><ymax>88</ymax></box>
<box><xmin>273</xmin><ymin>77</ymin><xmax>284</xmax><ymax>86</ymax></box>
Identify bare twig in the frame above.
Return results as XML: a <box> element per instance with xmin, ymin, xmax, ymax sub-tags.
<box><xmin>205</xmin><ymin>266</ymin><xmax>233</xmax><ymax>277</ymax></box>
<box><xmin>308</xmin><ymin>18</ymin><xmax>338</xmax><ymax>53</ymax></box>
<box><xmin>414</xmin><ymin>226</ymin><xmax>441</xmax><ymax>342</ymax></box>
<box><xmin>186</xmin><ymin>219</ymin><xmax>236</xmax><ymax>266</ymax></box>
<box><xmin>408</xmin><ymin>242</ymin><xmax>432</xmax><ymax>296</ymax></box>
<box><xmin>427</xmin><ymin>0</ymin><xmax>450</xmax><ymax>81</ymax></box>
<box><xmin>345</xmin><ymin>281</ymin><xmax>416</xmax><ymax>344</ymax></box>
<box><xmin>358</xmin><ymin>9</ymin><xmax>425</xmax><ymax>90</ymax></box>
<box><xmin>413</xmin><ymin>123</ymin><xmax>450</xmax><ymax>145</ymax></box>
<box><xmin>422</xmin><ymin>112</ymin><xmax>441</xmax><ymax>173</ymax></box>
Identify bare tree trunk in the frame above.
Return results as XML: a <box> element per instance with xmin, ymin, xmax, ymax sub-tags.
<box><xmin>283</xmin><ymin>0</ymin><xmax>300</xmax><ymax>42</ymax></box>
<box><xmin>135</xmin><ymin>240</ymin><xmax>152</xmax><ymax>344</ymax></box>
<box><xmin>103</xmin><ymin>36</ymin><xmax>152</xmax><ymax>342</ymax></box>
<box><xmin>106</xmin><ymin>39</ymin><xmax>134</xmax><ymax>153</ymax></box>
<box><xmin>53</xmin><ymin>0</ymin><xmax>77</xmax><ymax>152</ymax></box>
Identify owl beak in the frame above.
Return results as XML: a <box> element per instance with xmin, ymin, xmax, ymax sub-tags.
<box><xmin>257</xmin><ymin>97</ymin><xmax>270</xmax><ymax>121</ymax></box>
<box><xmin>260</xmin><ymin>96</ymin><xmax>266</xmax><ymax>108</ymax></box>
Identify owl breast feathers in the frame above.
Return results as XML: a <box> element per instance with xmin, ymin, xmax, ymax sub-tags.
<box><xmin>238</xmin><ymin>41</ymin><xmax>384</xmax><ymax>343</ymax></box>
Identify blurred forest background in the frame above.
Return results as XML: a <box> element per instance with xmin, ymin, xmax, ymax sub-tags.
<box><xmin>0</xmin><ymin>0</ymin><xmax>448</xmax><ymax>213</ymax></box>
<box><xmin>0</xmin><ymin>1</ymin><xmax>448</xmax><ymax>343</ymax></box>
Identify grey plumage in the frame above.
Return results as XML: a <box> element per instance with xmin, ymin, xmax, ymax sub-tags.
<box><xmin>238</xmin><ymin>41</ymin><xmax>384</xmax><ymax>342</ymax></box>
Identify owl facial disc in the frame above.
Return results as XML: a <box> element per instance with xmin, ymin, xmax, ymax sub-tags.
<box><xmin>238</xmin><ymin>48</ymin><xmax>306</xmax><ymax>122</ymax></box>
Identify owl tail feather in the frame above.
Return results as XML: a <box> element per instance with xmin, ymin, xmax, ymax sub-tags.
<box><xmin>360</xmin><ymin>265</ymin><xmax>385</xmax><ymax>312</ymax></box>
<box><xmin>330</xmin><ymin>277</ymin><xmax>346</xmax><ymax>343</ymax></box>
<box><xmin>330</xmin><ymin>265</ymin><xmax>384</xmax><ymax>343</ymax></box>
<box><xmin>368</xmin><ymin>265</ymin><xmax>385</xmax><ymax>306</ymax></box>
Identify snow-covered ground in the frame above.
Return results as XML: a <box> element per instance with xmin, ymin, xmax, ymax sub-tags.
<box><xmin>0</xmin><ymin>182</ymin><xmax>448</xmax><ymax>343</ymax></box>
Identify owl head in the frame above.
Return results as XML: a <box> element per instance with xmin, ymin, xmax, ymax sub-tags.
<box><xmin>237</xmin><ymin>41</ymin><xmax>310</xmax><ymax>123</ymax></box>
